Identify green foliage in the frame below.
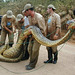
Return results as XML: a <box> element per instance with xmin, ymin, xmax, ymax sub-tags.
<box><xmin>0</xmin><ymin>0</ymin><xmax>75</xmax><ymax>15</ymax></box>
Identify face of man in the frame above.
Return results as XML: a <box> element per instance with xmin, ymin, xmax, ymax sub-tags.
<box><xmin>18</xmin><ymin>18</ymin><xmax>24</xmax><ymax>24</ymax></box>
<box><xmin>47</xmin><ymin>8</ymin><xmax>52</xmax><ymax>14</ymax></box>
<box><xmin>24</xmin><ymin>11</ymin><xmax>28</xmax><ymax>17</ymax></box>
<box><xmin>24</xmin><ymin>12</ymin><xmax>26</xmax><ymax>16</ymax></box>
<box><xmin>25</xmin><ymin>9</ymin><xmax>30</xmax><ymax>16</ymax></box>
<box><xmin>7</xmin><ymin>18</ymin><xmax>12</xmax><ymax>21</ymax></box>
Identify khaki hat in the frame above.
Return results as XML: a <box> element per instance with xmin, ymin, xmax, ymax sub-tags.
<box><xmin>22</xmin><ymin>10</ymin><xmax>25</xmax><ymax>14</ymax></box>
<box><xmin>6</xmin><ymin>10</ymin><xmax>13</xmax><ymax>18</ymax></box>
<box><xmin>16</xmin><ymin>14</ymin><xmax>23</xmax><ymax>21</ymax></box>
<box><xmin>47</xmin><ymin>4</ymin><xmax>56</xmax><ymax>10</ymax></box>
<box><xmin>23</xmin><ymin>3</ymin><xmax>33</xmax><ymax>12</ymax></box>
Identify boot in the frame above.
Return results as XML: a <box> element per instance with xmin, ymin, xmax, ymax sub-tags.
<box><xmin>21</xmin><ymin>40</ymin><xmax>29</xmax><ymax>61</ymax></box>
<box><xmin>26</xmin><ymin>65</ymin><xmax>35</xmax><ymax>70</ymax></box>
<box><xmin>21</xmin><ymin>49</ymin><xmax>29</xmax><ymax>60</ymax></box>
<box><xmin>53</xmin><ymin>51</ymin><xmax>58</xmax><ymax>64</ymax></box>
<box><xmin>44</xmin><ymin>47</ymin><xmax>53</xmax><ymax>63</ymax></box>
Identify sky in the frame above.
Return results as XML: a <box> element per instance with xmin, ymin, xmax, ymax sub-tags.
<box><xmin>3</xmin><ymin>0</ymin><xmax>15</xmax><ymax>2</ymax></box>
<box><xmin>3</xmin><ymin>0</ymin><xmax>6</xmax><ymax>2</ymax></box>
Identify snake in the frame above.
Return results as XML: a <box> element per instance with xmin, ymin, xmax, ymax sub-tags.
<box><xmin>0</xmin><ymin>22</ymin><xmax>75</xmax><ymax>62</ymax></box>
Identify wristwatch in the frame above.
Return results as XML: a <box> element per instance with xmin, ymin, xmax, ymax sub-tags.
<box><xmin>55</xmin><ymin>33</ymin><xmax>58</xmax><ymax>36</ymax></box>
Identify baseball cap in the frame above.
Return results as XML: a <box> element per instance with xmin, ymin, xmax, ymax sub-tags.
<box><xmin>23</xmin><ymin>3</ymin><xmax>33</xmax><ymax>12</ymax></box>
<box><xmin>22</xmin><ymin>10</ymin><xmax>25</xmax><ymax>14</ymax></box>
<box><xmin>6</xmin><ymin>10</ymin><xmax>13</xmax><ymax>18</ymax></box>
<box><xmin>16</xmin><ymin>14</ymin><xmax>23</xmax><ymax>21</ymax></box>
<box><xmin>47</xmin><ymin>4</ymin><xmax>56</xmax><ymax>10</ymax></box>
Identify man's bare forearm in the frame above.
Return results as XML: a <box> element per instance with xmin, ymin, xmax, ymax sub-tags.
<box><xmin>4</xmin><ymin>26</ymin><xmax>13</xmax><ymax>33</ymax></box>
<box><xmin>55</xmin><ymin>27</ymin><xmax>60</xmax><ymax>35</ymax></box>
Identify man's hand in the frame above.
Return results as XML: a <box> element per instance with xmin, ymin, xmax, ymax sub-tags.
<box><xmin>13</xmin><ymin>30</ymin><xmax>16</xmax><ymax>33</ymax></box>
<box><xmin>9</xmin><ymin>31</ymin><xmax>13</xmax><ymax>34</ymax></box>
<box><xmin>25</xmin><ymin>25</ymin><xmax>30</xmax><ymax>28</ymax></box>
<box><xmin>4</xmin><ymin>26</ymin><xmax>13</xmax><ymax>34</ymax></box>
<box><xmin>72</xmin><ymin>26</ymin><xmax>75</xmax><ymax>29</ymax></box>
<box><xmin>24</xmin><ymin>35</ymin><xmax>28</xmax><ymax>38</ymax></box>
<box><xmin>28</xmin><ymin>29</ymin><xmax>32</xmax><ymax>34</ymax></box>
<box><xmin>25</xmin><ymin>29</ymin><xmax>32</xmax><ymax>38</ymax></box>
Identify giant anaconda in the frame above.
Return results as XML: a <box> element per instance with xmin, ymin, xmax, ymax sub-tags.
<box><xmin>0</xmin><ymin>23</ymin><xmax>75</xmax><ymax>62</ymax></box>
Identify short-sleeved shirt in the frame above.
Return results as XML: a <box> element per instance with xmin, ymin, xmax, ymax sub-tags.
<box><xmin>28</xmin><ymin>12</ymin><xmax>46</xmax><ymax>36</ymax></box>
<box><xmin>1</xmin><ymin>14</ymin><xmax>16</xmax><ymax>29</ymax></box>
<box><xmin>15</xmin><ymin>16</ymin><xmax>30</xmax><ymax>30</ymax></box>
<box><xmin>24</xmin><ymin>16</ymin><xmax>29</xmax><ymax>27</ymax></box>
<box><xmin>15</xmin><ymin>21</ymin><xmax>25</xmax><ymax>30</ymax></box>
<box><xmin>47</xmin><ymin>12</ymin><xmax>61</xmax><ymax>40</ymax></box>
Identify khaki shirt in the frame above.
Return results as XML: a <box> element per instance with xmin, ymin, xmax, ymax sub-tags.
<box><xmin>15</xmin><ymin>21</ymin><xmax>25</xmax><ymax>37</ymax></box>
<box><xmin>1</xmin><ymin>14</ymin><xmax>16</xmax><ymax>29</ymax></box>
<box><xmin>15</xmin><ymin>21</ymin><xmax>24</xmax><ymax>30</ymax></box>
<box><xmin>28</xmin><ymin>12</ymin><xmax>46</xmax><ymax>36</ymax></box>
<box><xmin>47</xmin><ymin>12</ymin><xmax>61</xmax><ymax>40</ymax></box>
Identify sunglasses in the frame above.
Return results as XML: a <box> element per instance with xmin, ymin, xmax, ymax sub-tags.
<box><xmin>25</xmin><ymin>9</ymin><xmax>29</xmax><ymax>12</ymax></box>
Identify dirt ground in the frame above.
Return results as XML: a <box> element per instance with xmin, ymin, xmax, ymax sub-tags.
<box><xmin>0</xmin><ymin>42</ymin><xmax>75</xmax><ymax>75</ymax></box>
<box><xmin>0</xmin><ymin>31</ymin><xmax>75</xmax><ymax>75</ymax></box>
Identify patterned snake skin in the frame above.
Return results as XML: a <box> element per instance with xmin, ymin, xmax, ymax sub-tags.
<box><xmin>0</xmin><ymin>23</ymin><xmax>75</xmax><ymax>62</ymax></box>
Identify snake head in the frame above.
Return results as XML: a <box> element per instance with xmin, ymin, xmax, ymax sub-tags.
<box><xmin>66</xmin><ymin>20</ymin><xmax>75</xmax><ymax>30</ymax></box>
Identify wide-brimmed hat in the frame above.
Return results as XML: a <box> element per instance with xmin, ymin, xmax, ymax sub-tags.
<box><xmin>16</xmin><ymin>14</ymin><xmax>23</xmax><ymax>21</ymax></box>
<box><xmin>47</xmin><ymin>4</ymin><xmax>56</xmax><ymax>10</ymax></box>
<box><xmin>23</xmin><ymin>3</ymin><xmax>33</xmax><ymax>12</ymax></box>
<box><xmin>6</xmin><ymin>10</ymin><xmax>13</xmax><ymax>18</ymax></box>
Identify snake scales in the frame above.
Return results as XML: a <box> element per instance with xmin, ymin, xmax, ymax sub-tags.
<box><xmin>0</xmin><ymin>23</ymin><xmax>75</xmax><ymax>62</ymax></box>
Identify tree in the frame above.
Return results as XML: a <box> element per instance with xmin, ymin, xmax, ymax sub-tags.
<box><xmin>0</xmin><ymin>0</ymin><xmax>3</xmax><ymax>2</ymax></box>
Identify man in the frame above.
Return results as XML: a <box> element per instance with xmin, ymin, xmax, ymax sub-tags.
<box><xmin>23</xmin><ymin>3</ymin><xmax>47</xmax><ymax>70</ymax></box>
<box><xmin>66</xmin><ymin>9</ymin><xmax>75</xmax><ymax>29</ymax></box>
<box><xmin>0</xmin><ymin>10</ymin><xmax>16</xmax><ymax>47</ymax></box>
<box><xmin>44</xmin><ymin>4</ymin><xmax>61</xmax><ymax>64</ymax></box>
<box><xmin>15</xmin><ymin>14</ymin><xmax>29</xmax><ymax>60</ymax></box>
<box><xmin>15</xmin><ymin>14</ymin><xmax>25</xmax><ymax>37</ymax></box>
<box><xmin>73</xmin><ymin>9</ymin><xmax>75</xmax><ymax>29</ymax></box>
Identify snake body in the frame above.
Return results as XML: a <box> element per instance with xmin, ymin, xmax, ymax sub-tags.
<box><xmin>0</xmin><ymin>23</ymin><xmax>75</xmax><ymax>62</ymax></box>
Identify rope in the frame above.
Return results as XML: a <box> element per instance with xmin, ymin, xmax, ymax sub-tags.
<box><xmin>0</xmin><ymin>42</ymin><xmax>66</xmax><ymax>74</ymax></box>
<box><xmin>0</xmin><ymin>24</ymin><xmax>74</xmax><ymax>74</ymax></box>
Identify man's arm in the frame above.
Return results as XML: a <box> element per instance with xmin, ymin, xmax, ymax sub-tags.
<box><xmin>25</xmin><ymin>25</ymin><xmax>30</xmax><ymax>28</ymax></box>
<box><xmin>1</xmin><ymin>15</ymin><xmax>13</xmax><ymax>34</ymax></box>
<box><xmin>53</xmin><ymin>14</ymin><xmax>61</xmax><ymax>40</ymax></box>
<box><xmin>12</xmin><ymin>16</ymin><xmax>16</xmax><ymax>33</ymax></box>
<box><xmin>38</xmin><ymin>17</ymin><xmax>47</xmax><ymax>36</ymax></box>
<box><xmin>3</xmin><ymin>26</ymin><xmax>13</xmax><ymax>34</ymax></box>
<box><xmin>55</xmin><ymin>27</ymin><xmax>61</xmax><ymax>35</ymax></box>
